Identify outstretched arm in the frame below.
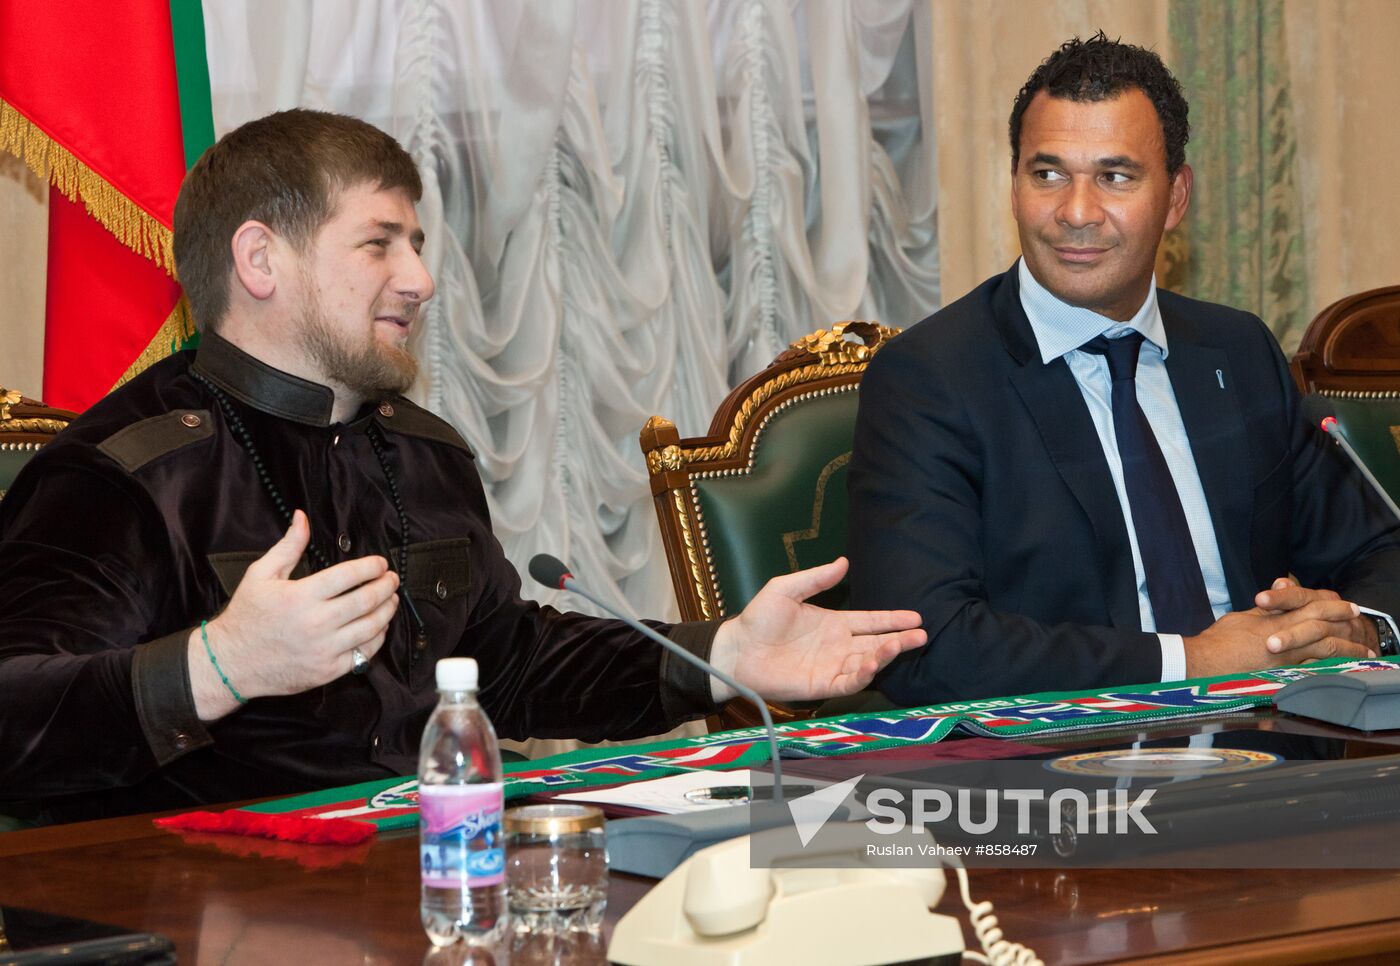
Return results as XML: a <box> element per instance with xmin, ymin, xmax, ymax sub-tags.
<box><xmin>708</xmin><ymin>557</ymin><xmax>926</xmax><ymax>702</ymax></box>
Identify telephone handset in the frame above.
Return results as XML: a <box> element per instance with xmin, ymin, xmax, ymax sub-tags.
<box><xmin>609</xmin><ymin>822</ymin><xmax>965</xmax><ymax>965</ymax></box>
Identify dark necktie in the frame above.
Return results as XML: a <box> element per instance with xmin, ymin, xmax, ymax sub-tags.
<box><xmin>1080</xmin><ymin>332</ymin><xmax>1215</xmax><ymax>635</ymax></box>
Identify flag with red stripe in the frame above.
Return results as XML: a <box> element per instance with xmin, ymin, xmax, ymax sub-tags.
<box><xmin>0</xmin><ymin>0</ymin><xmax>214</xmax><ymax>411</ymax></box>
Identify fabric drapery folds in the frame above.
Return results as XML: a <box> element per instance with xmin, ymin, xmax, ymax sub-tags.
<box><xmin>201</xmin><ymin>0</ymin><xmax>939</xmax><ymax>623</ymax></box>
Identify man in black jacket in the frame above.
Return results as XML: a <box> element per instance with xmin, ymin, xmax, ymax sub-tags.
<box><xmin>0</xmin><ymin>109</ymin><xmax>925</xmax><ymax>821</ymax></box>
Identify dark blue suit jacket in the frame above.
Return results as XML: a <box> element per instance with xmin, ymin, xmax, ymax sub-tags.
<box><xmin>849</xmin><ymin>266</ymin><xmax>1400</xmax><ymax>704</ymax></box>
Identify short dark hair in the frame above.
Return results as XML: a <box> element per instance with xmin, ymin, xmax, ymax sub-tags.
<box><xmin>1008</xmin><ymin>31</ymin><xmax>1190</xmax><ymax>176</ymax></box>
<box><xmin>173</xmin><ymin>108</ymin><xmax>423</xmax><ymax>331</ymax></box>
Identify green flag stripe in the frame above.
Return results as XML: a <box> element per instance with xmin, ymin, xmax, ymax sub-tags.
<box><xmin>169</xmin><ymin>0</ymin><xmax>216</xmax><ymax>170</ymax></box>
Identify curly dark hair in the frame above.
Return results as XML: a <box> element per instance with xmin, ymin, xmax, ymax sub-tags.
<box><xmin>1008</xmin><ymin>31</ymin><xmax>1190</xmax><ymax>175</ymax></box>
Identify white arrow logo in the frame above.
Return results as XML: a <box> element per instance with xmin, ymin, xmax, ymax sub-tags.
<box><xmin>787</xmin><ymin>774</ymin><xmax>865</xmax><ymax>847</ymax></box>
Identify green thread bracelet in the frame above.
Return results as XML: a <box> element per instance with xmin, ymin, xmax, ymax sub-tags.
<box><xmin>201</xmin><ymin>620</ymin><xmax>247</xmax><ymax>705</ymax></box>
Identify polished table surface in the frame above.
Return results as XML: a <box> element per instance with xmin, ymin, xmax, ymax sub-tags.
<box><xmin>6</xmin><ymin>711</ymin><xmax>1400</xmax><ymax>965</ymax></box>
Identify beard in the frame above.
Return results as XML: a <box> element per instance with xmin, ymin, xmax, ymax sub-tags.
<box><xmin>296</xmin><ymin>289</ymin><xmax>419</xmax><ymax>400</ymax></box>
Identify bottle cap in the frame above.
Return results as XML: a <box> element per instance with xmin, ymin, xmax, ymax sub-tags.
<box><xmin>504</xmin><ymin>803</ymin><xmax>605</xmax><ymax>836</ymax></box>
<box><xmin>435</xmin><ymin>657</ymin><xmax>478</xmax><ymax>691</ymax></box>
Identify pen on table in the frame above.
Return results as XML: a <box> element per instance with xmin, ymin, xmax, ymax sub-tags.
<box><xmin>685</xmin><ymin>784</ymin><xmax>819</xmax><ymax>803</ymax></box>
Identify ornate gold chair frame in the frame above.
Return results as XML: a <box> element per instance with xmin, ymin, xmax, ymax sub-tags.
<box><xmin>639</xmin><ymin>321</ymin><xmax>899</xmax><ymax>725</ymax></box>
<box><xmin>0</xmin><ymin>389</ymin><xmax>76</xmax><ymax>501</ymax></box>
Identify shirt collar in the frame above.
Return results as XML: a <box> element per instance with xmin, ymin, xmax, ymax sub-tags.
<box><xmin>1017</xmin><ymin>257</ymin><xmax>1168</xmax><ymax>364</ymax></box>
<box><xmin>192</xmin><ymin>329</ymin><xmax>337</xmax><ymax>427</ymax></box>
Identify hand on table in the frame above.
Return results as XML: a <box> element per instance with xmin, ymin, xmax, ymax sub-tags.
<box><xmin>709</xmin><ymin>557</ymin><xmax>926</xmax><ymax>703</ymax></box>
<box><xmin>1183</xmin><ymin>576</ymin><xmax>1375</xmax><ymax>679</ymax></box>
<box><xmin>1255</xmin><ymin>576</ymin><xmax>1379</xmax><ymax>649</ymax></box>
<box><xmin>188</xmin><ymin>510</ymin><xmax>400</xmax><ymax>720</ymax></box>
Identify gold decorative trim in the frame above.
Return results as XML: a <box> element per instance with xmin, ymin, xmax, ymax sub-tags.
<box><xmin>1</xmin><ymin>388</ymin><xmax>70</xmax><ymax>436</ymax></box>
<box><xmin>648</xmin><ymin>324</ymin><xmax>898</xmax><ymax>620</ymax></box>
<box><xmin>112</xmin><ymin>297</ymin><xmax>197</xmax><ymax>391</ymax></box>
<box><xmin>781</xmin><ymin>451</ymin><xmax>852</xmax><ymax>570</ymax></box>
<box><xmin>672</xmin><ymin>488</ymin><xmax>715</xmax><ymax>619</ymax></box>
<box><xmin>1390</xmin><ymin>425</ymin><xmax>1400</xmax><ymax>456</ymax></box>
<box><xmin>685</xmin><ymin>362</ymin><xmax>865</xmax><ymax>465</ymax></box>
<box><xmin>680</xmin><ymin>325</ymin><xmax>898</xmax><ymax>467</ymax></box>
<box><xmin>646</xmin><ymin>444</ymin><xmax>684</xmax><ymax>476</ymax></box>
<box><xmin>0</xmin><ymin>98</ymin><xmax>176</xmax><ymax>277</ymax></box>
<box><xmin>789</xmin><ymin>321</ymin><xmax>900</xmax><ymax>366</ymax></box>
<box><xmin>0</xmin><ymin>418</ymin><xmax>69</xmax><ymax>435</ymax></box>
<box><xmin>691</xmin><ymin>384</ymin><xmax>858</xmax><ymax>483</ymax></box>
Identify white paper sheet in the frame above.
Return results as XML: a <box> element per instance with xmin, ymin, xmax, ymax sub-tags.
<box><xmin>552</xmin><ymin>769</ymin><xmax>755</xmax><ymax>814</ymax></box>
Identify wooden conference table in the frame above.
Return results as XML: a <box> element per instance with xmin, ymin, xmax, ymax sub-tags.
<box><xmin>5</xmin><ymin>710</ymin><xmax>1400</xmax><ymax>965</ymax></box>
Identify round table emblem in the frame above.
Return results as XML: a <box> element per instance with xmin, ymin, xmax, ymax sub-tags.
<box><xmin>1048</xmin><ymin>747</ymin><xmax>1280</xmax><ymax>779</ymax></box>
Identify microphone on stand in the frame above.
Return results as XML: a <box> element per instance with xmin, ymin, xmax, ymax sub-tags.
<box><xmin>528</xmin><ymin>553</ymin><xmax>810</xmax><ymax>878</ymax></box>
<box><xmin>527</xmin><ymin>553</ymin><xmax>785</xmax><ymax>801</ymax></box>
<box><xmin>1301</xmin><ymin>394</ymin><xmax>1400</xmax><ymax>521</ymax></box>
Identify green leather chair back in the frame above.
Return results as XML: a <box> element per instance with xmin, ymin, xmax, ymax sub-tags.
<box><xmin>1329</xmin><ymin>395</ymin><xmax>1400</xmax><ymax>505</ymax></box>
<box><xmin>0</xmin><ymin>448</ymin><xmax>35</xmax><ymax>499</ymax></box>
<box><xmin>642</xmin><ymin>322</ymin><xmax>900</xmax><ymax>628</ymax></box>
<box><xmin>692</xmin><ymin>389</ymin><xmax>857</xmax><ymax>614</ymax></box>
<box><xmin>641</xmin><ymin>322</ymin><xmax>900</xmax><ymax>727</ymax></box>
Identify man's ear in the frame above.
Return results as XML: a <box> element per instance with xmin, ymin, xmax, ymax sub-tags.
<box><xmin>1164</xmin><ymin>163</ymin><xmax>1193</xmax><ymax>233</ymax></box>
<box><xmin>230</xmin><ymin>220</ymin><xmax>278</xmax><ymax>301</ymax></box>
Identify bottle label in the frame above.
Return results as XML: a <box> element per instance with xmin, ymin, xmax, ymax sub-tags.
<box><xmin>419</xmin><ymin>783</ymin><xmax>505</xmax><ymax>888</ymax></box>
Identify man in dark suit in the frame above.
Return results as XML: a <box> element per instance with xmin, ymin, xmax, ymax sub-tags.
<box><xmin>849</xmin><ymin>33</ymin><xmax>1400</xmax><ymax>705</ymax></box>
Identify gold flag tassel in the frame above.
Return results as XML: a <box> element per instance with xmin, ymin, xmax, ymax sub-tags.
<box><xmin>0</xmin><ymin>97</ymin><xmax>196</xmax><ymax>389</ymax></box>
<box><xmin>0</xmin><ymin>97</ymin><xmax>176</xmax><ymax>277</ymax></box>
<box><xmin>112</xmin><ymin>297</ymin><xmax>198</xmax><ymax>393</ymax></box>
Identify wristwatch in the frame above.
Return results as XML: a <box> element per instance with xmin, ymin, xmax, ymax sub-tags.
<box><xmin>1370</xmin><ymin>615</ymin><xmax>1400</xmax><ymax>657</ymax></box>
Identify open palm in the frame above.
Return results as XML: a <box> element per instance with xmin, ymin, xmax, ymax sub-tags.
<box><xmin>718</xmin><ymin>557</ymin><xmax>926</xmax><ymax>702</ymax></box>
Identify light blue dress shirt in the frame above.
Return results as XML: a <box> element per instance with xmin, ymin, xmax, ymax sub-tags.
<box><xmin>1016</xmin><ymin>259</ymin><xmax>1232</xmax><ymax>681</ymax></box>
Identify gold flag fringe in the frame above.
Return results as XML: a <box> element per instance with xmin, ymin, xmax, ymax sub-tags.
<box><xmin>113</xmin><ymin>296</ymin><xmax>198</xmax><ymax>392</ymax></box>
<box><xmin>0</xmin><ymin>97</ymin><xmax>177</xmax><ymax>278</ymax></box>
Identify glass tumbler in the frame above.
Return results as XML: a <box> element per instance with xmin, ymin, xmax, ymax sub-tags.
<box><xmin>504</xmin><ymin>804</ymin><xmax>607</xmax><ymax>934</ymax></box>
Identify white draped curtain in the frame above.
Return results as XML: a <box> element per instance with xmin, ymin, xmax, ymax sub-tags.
<box><xmin>202</xmin><ymin>0</ymin><xmax>939</xmax><ymax>622</ymax></box>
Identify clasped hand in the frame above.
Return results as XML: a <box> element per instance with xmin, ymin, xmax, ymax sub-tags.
<box><xmin>1183</xmin><ymin>576</ymin><xmax>1378</xmax><ymax>679</ymax></box>
<box><xmin>188</xmin><ymin>511</ymin><xmax>400</xmax><ymax>720</ymax></box>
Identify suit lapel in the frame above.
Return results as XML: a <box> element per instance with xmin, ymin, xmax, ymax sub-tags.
<box><xmin>995</xmin><ymin>271</ymin><xmax>1142</xmax><ymax>630</ymax></box>
<box><xmin>1161</xmin><ymin>304</ymin><xmax>1255</xmax><ymax>610</ymax></box>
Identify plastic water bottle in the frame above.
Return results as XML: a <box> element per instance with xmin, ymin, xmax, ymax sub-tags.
<box><xmin>419</xmin><ymin>657</ymin><xmax>508</xmax><ymax>948</ymax></box>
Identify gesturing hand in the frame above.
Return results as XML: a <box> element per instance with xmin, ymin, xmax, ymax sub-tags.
<box><xmin>188</xmin><ymin>510</ymin><xmax>400</xmax><ymax>720</ymax></box>
<box><xmin>710</xmin><ymin>557</ymin><xmax>926</xmax><ymax>703</ymax></box>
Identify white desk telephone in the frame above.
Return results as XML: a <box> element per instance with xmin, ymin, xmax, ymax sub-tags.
<box><xmin>609</xmin><ymin>822</ymin><xmax>1039</xmax><ymax>966</ymax></box>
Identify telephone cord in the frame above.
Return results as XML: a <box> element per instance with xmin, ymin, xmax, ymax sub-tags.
<box><xmin>954</xmin><ymin>865</ymin><xmax>1043</xmax><ymax>966</ymax></box>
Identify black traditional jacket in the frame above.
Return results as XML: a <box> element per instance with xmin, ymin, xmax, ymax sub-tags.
<box><xmin>0</xmin><ymin>332</ymin><xmax>716</xmax><ymax>821</ymax></box>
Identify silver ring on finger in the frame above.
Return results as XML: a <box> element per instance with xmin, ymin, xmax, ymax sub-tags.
<box><xmin>351</xmin><ymin>646</ymin><xmax>370</xmax><ymax>675</ymax></box>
